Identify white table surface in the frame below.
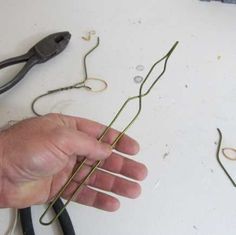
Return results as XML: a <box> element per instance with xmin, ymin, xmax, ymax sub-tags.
<box><xmin>0</xmin><ymin>0</ymin><xmax>236</xmax><ymax>234</ymax></box>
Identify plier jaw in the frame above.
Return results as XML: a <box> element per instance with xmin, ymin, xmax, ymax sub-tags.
<box><xmin>33</xmin><ymin>31</ymin><xmax>71</xmax><ymax>63</ymax></box>
<box><xmin>0</xmin><ymin>31</ymin><xmax>71</xmax><ymax>94</ymax></box>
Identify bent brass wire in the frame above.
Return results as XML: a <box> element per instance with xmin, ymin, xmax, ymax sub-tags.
<box><xmin>31</xmin><ymin>37</ymin><xmax>107</xmax><ymax>116</ymax></box>
<box><xmin>39</xmin><ymin>41</ymin><xmax>179</xmax><ymax>225</ymax></box>
<box><xmin>216</xmin><ymin>129</ymin><xmax>236</xmax><ymax>187</ymax></box>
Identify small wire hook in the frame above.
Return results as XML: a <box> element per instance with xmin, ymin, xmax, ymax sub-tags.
<box><xmin>216</xmin><ymin>128</ymin><xmax>236</xmax><ymax>187</ymax></box>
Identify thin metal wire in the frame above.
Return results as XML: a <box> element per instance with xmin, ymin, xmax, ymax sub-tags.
<box><xmin>216</xmin><ymin>128</ymin><xmax>236</xmax><ymax>187</ymax></box>
<box><xmin>222</xmin><ymin>148</ymin><xmax>236</xmax><ymax>161</ymax></box>
<box><xmin>39</xmin><ymin>41</ymin><xmax>179</xmax><ymax>225</ymax></box>
<box><xmin>31</xmin><ymin>37</ymin><xmax>107</xmax><ymax>116</ymax></box>
<box><xmin>82</xmin><ymin>37</ymin><xmax>100</xmax><ymax>82</ymax></box>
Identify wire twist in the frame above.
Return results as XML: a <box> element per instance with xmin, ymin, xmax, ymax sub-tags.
<box><xmin>31</xmin><ymin>37</ymin><xmax>107</xmax><ymax>116</ymax></box>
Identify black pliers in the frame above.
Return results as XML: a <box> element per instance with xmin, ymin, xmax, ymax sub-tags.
<box><xmin>19</xmin><ymin>198</ymin><xmax>76</xmax><ymax>235</ymax></box>
<box><xmin>0</xmin><ymin>32</ymin><xmax>71</xmax><ymax>94</ymax></box>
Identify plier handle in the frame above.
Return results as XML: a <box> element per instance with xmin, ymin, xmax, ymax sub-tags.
<box><xmin>0</xmin><ymin>32</ymin><xmax>71</xmax><ymax>94</ymax></box>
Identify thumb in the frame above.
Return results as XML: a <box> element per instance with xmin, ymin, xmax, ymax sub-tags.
<box><xmin>53</xmin><ymin>127</ymin><xmax>112</xmax><ymax>161</ymax></box>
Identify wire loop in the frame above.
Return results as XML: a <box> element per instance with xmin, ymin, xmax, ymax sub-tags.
<box><xmin>222</xmin><ymin>147</ymin><xmax>236</xmax><ymax>161</ymax></box>
<box><xmin>84</xmin><ymin>77</ymin><xmax>108</xmax><ymax>92</ymax></box>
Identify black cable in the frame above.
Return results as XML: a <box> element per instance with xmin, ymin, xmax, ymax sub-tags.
<box><xmin>19</xmin><ymin>207</ymin><xmax>35</xmax><ymax>235</ymax></box>
<box><xmin>19</xmin><ymin>198</ymin><xmax>76</xmax><ymax>235</ymax></box>
<box><xmin>53</xmin><ymin>198</ymin><xmax>76</xmax><ymax>235</ymax></box>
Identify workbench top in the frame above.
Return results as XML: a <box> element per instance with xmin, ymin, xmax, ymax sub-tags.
<box><xmin>0</xmin><ymin>1</ymin><xmax>236</xmax><ymax>234</ymax></box>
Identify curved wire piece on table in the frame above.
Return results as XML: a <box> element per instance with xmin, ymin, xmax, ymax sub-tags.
<box><xmin>216</xmin><ymin>128</ymin><xmax>236</xmax><ymax>187</ymax></box>
<box><xmin>39</xmin><ymin>41</ymin><xmax>179</xmax><ymax>225</ymax></box>
<box><xmin>31</xmin><ymin>37</ymin><xmax>107</xmax><ymax>116</ymax></box>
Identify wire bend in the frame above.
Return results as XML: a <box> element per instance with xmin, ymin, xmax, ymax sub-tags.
<box><xmin>31</xmin><ymin>37</ymin><xmax>107</xmax><ymax>116</ymax></box>
<box><xmin>39</xmin><ymin>41</ymin><xmax>179</xmax><ymax>226</ymax></box>
<box><xmin>216</xmin><ymin>128</ymin><xmax>236</xmax><ymax>187</ymax></box>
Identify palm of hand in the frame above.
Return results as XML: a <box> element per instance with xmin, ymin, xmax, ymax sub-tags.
<box><xmin>0</xmin><ymin>114</ymin><xmax>147</xmax><ymax>211</ymax></box>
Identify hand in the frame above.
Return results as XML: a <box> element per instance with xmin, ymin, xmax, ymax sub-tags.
<box><xmin>0</xmin><ymin>113</ymin><xmax>147</xmax><ymax>211</ymax></box>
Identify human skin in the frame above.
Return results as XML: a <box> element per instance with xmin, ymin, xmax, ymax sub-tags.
<box><xmin>0</xmin><ymin>113</ymin><xmax>147</xmax><ymax>211</ymax></box>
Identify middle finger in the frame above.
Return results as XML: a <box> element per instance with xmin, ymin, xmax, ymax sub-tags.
<box><xmin>72</xmin><ymin>165</ymin><xmax>142</xmax><ymax>199</ymax></box>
